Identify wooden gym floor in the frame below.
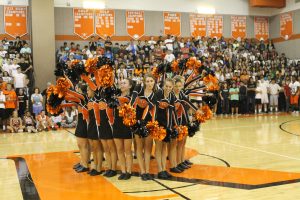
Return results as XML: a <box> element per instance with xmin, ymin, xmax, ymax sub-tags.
<box><xmin>1</xmin><ymin>113</ymin><xmax>300</xmax><ymax>200</ymax></box>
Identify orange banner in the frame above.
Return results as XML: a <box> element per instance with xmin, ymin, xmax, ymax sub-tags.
<box><xmin>280</xmin><ymin>12</ymin><xmax>293</xmax><ymax>39</ymax></box>
<box><xmin>95</xmin><ymin>9</ymin><xmax>115</xmax><ymax>39</ymax></box>
<box><xmin>126</xmin><ymin>10</ymin><xmax>145</xmax><ymax>40</ymax></box>
<box><xmin>231</xmin><ymin>16</ymin><xmax>246</xmax><ymax>39</ymax></box>
<box><xmin>73</xmin><ymin>8</ymin><xmax>94</xmax><ymax>40</ymax></box>
<box><xmin>4</xmin><ymin>6</ymin><xmax>27</xmax><ymax>38</ymax></box>
<box><xmin>207</xmin><ymin>15</ymin><xmax>223</xmax><ymax>38</ymax></box>
<box><xmin>164</xmin><ymin>12</ymin><xmax>181</xmax><ymax>36</ymax></box>
<box><xmin>190</xmin><ymin>14</ymin><xmax>206</xmax><ymax>37</ymax></box>
<box><xmin>254</xmin><ymin>17</ymin><xmax>269</xmax><ymax>40</ymax></box>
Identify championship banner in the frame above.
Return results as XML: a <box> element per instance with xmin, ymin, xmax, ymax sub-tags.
<box><xmin>231</xmin><ymin>16</ymin><xmax>246</xmax><ymax>39</ymax></box>
<box><xmin>207</xmin><ymin>15</ymin><xmax>223</xmax><ymax>38</ymax></box>
<box><xmin>95</xmin><ymin>9</ymin><xmax>115</xmax><ymax>39</ymax></box>
<box><xmin>254</xmin><ymin>17</ymin><xmax>269</xmax><ymax>41</ymax></box>
<box><xmin>190</xmin><ymin>14</ymin><xmax>206</xmax><ymax>37</ymax></box>
<box><xmin>280</xmin><ymin>12</ymin><xmax>293</xmax><ymax>39</ymax></box>
<box><xmin>164</xmin><ymin>12</ymin><xmax>181</xmax><ymax>36</ymax></box>
<box><xmin>4</xmin><ymin>6</ymin><xmax>27</xmax><ymax>38</ymax></box>
<box><xmin>126</xmin><ymin>10</ymin><xmax>145</xmax><ymax>40</ymax></box>
<box><xmin>73</xmin><ymin>8</ymin><xmax>94</xmax><ymax>40</ymax></box>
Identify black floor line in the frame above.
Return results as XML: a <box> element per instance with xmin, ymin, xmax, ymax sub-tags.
<box><xmin>279</xmin><ymin>119</ymin><xmax>300</xmax><ymax>136</ymax></box>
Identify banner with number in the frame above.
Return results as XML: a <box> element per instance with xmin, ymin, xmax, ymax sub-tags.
<box><xmin>73</xmin><ymin>8</ymin><xmax>94</xmax><ymax>40</ymax></box>
<box><xmin>207</xmin><ymin>15</ymin><xmax>223</xmax><ymax>38</ymax></box>
<box><xmin>231</xmin><ymin>16</ymin><xmax>246</xmax><ymax>39</ymax></box>
<box><xmin>126</xmin><ymin>10</ymin><xmax>145</xmax><ymax>40</ymax></box>
<box><xmin>280</xmin><ymin>13</ymin><xmax>293</xmax><ymax>39</ymax></box>
<box><xmin>163</xmin><ymin>12</ymin><xmax>181</xmax><ymax>36</ymax></box>
<box><xmin>254</xmin><ymin>17</ymin><xmax>269</xmax><ymax>40</ymax></box>
<box><xmin>4</xmin><ymin>6</ymin><xmax>27</xmax><ymax>38</ymax></box>
<box><xmin>95</xmin><ymin>9</ymin><xmax>115</xmax><ymax>39</ymax></box>
<box><xmin>190</xmin><ymin>14</ymin><xmax>206</xmax><ymax>37</ymax></box>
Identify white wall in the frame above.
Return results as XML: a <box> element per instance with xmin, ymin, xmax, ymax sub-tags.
<box><xmin>0</xmin><ymin>0</ymin><xmax>28</xmax><ymax>5</ymax></box>
<box><xmin>54</xmin><ymin>0</ymin><xmax>274</xmax><ymax>16</ymax></box>
<box><xmin>271</xmin><ymin>0</ymin><xmax>300</xmax><ymax>15</ymax></box>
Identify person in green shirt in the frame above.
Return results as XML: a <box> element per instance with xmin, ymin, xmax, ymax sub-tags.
<box><xmin>229</xmin><ymin>82</ymin><xmax>239</xmax><ymax>115</ymax></box>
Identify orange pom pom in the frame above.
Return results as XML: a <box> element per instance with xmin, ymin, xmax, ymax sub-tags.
<box><xmin>171</xmin><ymin>60</ymin><xmax>179</xmax><ymax>73</ymax></box>
<box><xmin>96</xmin><ymin>65</ymin><xmax>114</xmax><ymax>88</ymax></box>
<box><xmin>151</xmin><ymin>66</ymin><xmax>159</xmax><ymax>79</ymax></box>
<box><xmin>194</xmin><ymin>105</ymin><xmax>212</xmax><ymax>123</ymax></box>
<box><xmin>203</xmin><ymin>74</ymin><xmax>219</xmax><ymax>91</ymax></box>
<box><xmin>85</xmin><ymin>57</ymin><xmax>98</xmax><ymax>73</ymax></box>
<box><xmin>55</xmin><ymin>77</ymin><xmax>72</xmax><ymax>98</ymax></box>
<box><xmin>119</xmin><ymin>104</ymin><xmax>137</xmax><ymax>126</ymax></box>
<box><xmin>146</xmin><ymin>121</ymin><xmax>166</xmax><ymax>141</ymax></box>
<box><xmin>176</xmin><ymin>125</ymin><xmax>188</xmax><ymax>141</ymax></box>
<box><xmin>46</xmin><ymin>104</ymin><xmax>62</xmax><ymax>115</ymax></box>
<box><xmin>71</xmin><ymin>59</ymin><xmax>80</xmax><ymax>67</ymax></box>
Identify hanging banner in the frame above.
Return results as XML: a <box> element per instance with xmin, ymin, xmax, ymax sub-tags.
<box><xmin>73</xmin><ymin>8</ymin><xmax>94</xmax><ymax>40</ymax></box>
<box><xmin>190</xmin><ymin>14</ymin><xmax>206</xmax><ymax>37</ymax></box>
<box><xmin>254</xmin><ymin>17</ymin><xmax>269</xmax><ymax>40</ymax></box>
<box><xmin>126</xmin><ymin>10</ymin><xmax>145</xmax><ymax>40</ymax></box>
<box><xmin>280</xmin><ymin>12</ymin><xmax>293</xmax><ymax>39</ymax></box>
<box><xmin>164</xmin><ymin>12</ymin><xmax>181</xmax><ymax>36</ymax></box>
<box><xmin>207</xmin><ymin>15</ymin><xmax>223</xmax><ymax>38</ymax></box>
<box><xmin>4</xmin><ymin>6</ymin><xmax>27</xmax><ymax>38</ymax></box>
<box><xmin>231</xmin><ymin>16</ymin><xmax>246</xmax><ymax>39</ymax></box>
<box><xmin>95</xmin><ymin>9</ymin><xmax>115</xmax><ymax>39</ymax></box>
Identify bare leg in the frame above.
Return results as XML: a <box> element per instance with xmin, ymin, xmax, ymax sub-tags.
<box><xmin>114</xmin><ymin>139</ymin><xmax>126</xmax><ymax>173</ymax></box>
<box><xmin>155</xmin><ymin>140</ymin><xmax>163</xmax><ymax>172</ymax></box>
<box><xmin>169</xmin><ymin>139</ymin><xmax>177</xmax><ymax>168</ymax></box>
<box><xmin>134</xmin><ymin>135</ymin><xmax>145</xmax><ymax>174</ymax></box>
<box><xmin>124</xmin><ymin>139</ymin><xmax>133</xmax><ymax>173</ymax></box>
<box><xmin>107</xmin><ymin>139</ymin><xmax>117</xmax><ymax>171</ymax></box>
<box><xmin>144</xmin><ymin>136</ymin><xmax>153</xmax><ymax>173</ymax></box>
<box><xmin>77</xmin><ymin>137</ymin><xmax>89</xmax><ymax>168</ymax></box>
<box><xmin>101</xmin><ymin>140</ymin><xmax>112</xmax><ymax>170</ymax></box>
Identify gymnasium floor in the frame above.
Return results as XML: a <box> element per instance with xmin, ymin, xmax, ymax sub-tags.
<box><xmin>1</xmin><ymin>113</ymin><xmax>300</xmax><ymax>200</ymax></box>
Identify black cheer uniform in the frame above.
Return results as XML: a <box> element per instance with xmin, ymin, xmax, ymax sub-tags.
<box><xmin>75</xmin><ymin>96</ymin><xmax>89</xmax><ymax>138</ymax></box>
<box><xmin>113</xmin><ymin>96</ymin><xmax>132</xmax><ymax>139</ymax></box>
<box><xmin>87</xmin><ymin>98</ymin><xmax>100</xmax><ymax>140</ymax></box>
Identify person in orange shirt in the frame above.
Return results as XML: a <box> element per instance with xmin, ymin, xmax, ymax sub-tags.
<box><xmin>3</xmin><ymin>83</ymin><xmax>17</xmax><ymax>131</ymax></box>
<box><xmin>0</xmin><ymin>77</ymin><xmax>7</xmax><ymax>91</ymax></box>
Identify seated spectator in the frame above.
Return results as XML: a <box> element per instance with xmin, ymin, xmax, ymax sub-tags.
<box><xmin>61</xmin><ymin>107</ymin><xmax>77</xmax><ymax>128</ymax></box>
<box><xmin>31</xmin><ymin>87</ymin><xmax>43</xmax><ymax>116</ymax></box>
<box><xmin>20</xmin><ymin>43</ymin><xmax>31</xmax><ymax>54</ymax></box>
<box><xmin>51</xmin><ymin>114</ymin><xmax>62</xmax><ymax>129</ymax></box>
<box><xmin>36</xmin><ymin>110</ymin><xmax>56</xmax><ymax>131</ymax></box>
<box><xmin>7</xmin><ymin>110</ymin><xmax>24</xmax><ymax>133</ymax></box>
<box><xmin>23</xmin><ymin>110</ymin><xmax>37</xmax><ymax>133</ymax></box>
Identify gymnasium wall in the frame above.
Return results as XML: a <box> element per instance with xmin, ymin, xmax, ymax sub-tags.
<box><xmin>270</xmin><ymin>9</ymin><xmax>300</xmax><ymax>59</ymax></box>
<box><xmin>54</xmin><ymin>7</ymin><xmax>257</xmax><ymax>48</ymax></box>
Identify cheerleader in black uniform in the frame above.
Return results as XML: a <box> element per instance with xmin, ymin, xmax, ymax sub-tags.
<box><xmin>113</xmin><ymin>78</ymin><xmax>134</xmax><ymax>180</ymax></box>
<box><xmin>71</xmin><ymin>83</ymin><xmax>91</xmax><ymax>173</ymax></box>
<box><xmin>96</xmin><ymin>87</ymin><xmax>118</xmax><ymax>178</ymax></box>
<box><xmin>155</xmin><ymin>78</ymin><xmax>177</xmax><ymax>179</ymax></box>
<box><xmin>131</xmin><ymin>73</ymin><xmax>157</xmax><ymax>181</ymax></box>
<box><xmin>86</xmin><ymin>87</ymin><xmax>104</xmax><ymax>176</ymax></box>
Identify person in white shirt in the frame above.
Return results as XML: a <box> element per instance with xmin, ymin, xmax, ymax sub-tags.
<box><xmin>164</xmin><ymin>50</ymin><xmax>175</xmax><ymax>63</ymax></box>
<box><xmin>20</xmin><ymin>43</ymin><xmax>31</xmax><ymax>54</ymax></box>
<box><xmin>260</xmin><ymin>77</ymin><xmax>269</xmax><ymax>112</ymax></box>
<box><xmin>0</xmin><ymin>90</ymin><xmax>6</xmax><ymax>123</ymax></box>
<box><xmin>164</xmin><ymin>35</ymin><xmax>174</xmax><ymax>51</ymax></box>
<box><xmin>13</xmin><ymin>67</ymin><xmax>26</xmax><ymax>90</ymax></box>
<box><xmin>268</xmin><ymin>79</ymin><xmax>281</xmax><ymax>112</ymax></box>
<box><xmin>148</xmin><ymin>36</ymin><xmax>156</xmax><ymax>50</ymax></box>
<box><xmin>10</xmin><ymin>59</ymin><xmax>20</xmax><ymax>76</ymax></box>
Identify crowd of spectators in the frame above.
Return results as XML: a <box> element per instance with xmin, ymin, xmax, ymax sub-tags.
<box><xmin>56</xmin><ymin>35</ymin><xmax>300</xmax><ymax>116</ymax></box>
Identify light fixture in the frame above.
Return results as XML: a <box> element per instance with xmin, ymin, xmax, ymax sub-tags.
<box><xmin>197</xmin><ymin>6</ymin><xmax>216</xmax><ymax>15</ymax></box>
<box><xmin>83</xmin><ymin>1</ymin><xmax>106</xmax><ymax>9</ymax></box>
<box><xmin>66</xmin><ymin>0</ymin><xmax>71</xmax><ymax>7</ymax></box>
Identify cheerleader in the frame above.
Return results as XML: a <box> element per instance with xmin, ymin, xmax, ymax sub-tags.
<box><xmin>98</xmin><ymin>87</ymin><xmax>117</xmax><ymax>178</ymax></box>
<box><xmin>69</xmin><ymin>83</ymin><xmax>91</xmax><ymax>173</ymax></box>
<box><xmin>86</xmin><ymin>87</ymin><xmax>104</xmax><ymax>176</ymax></box>
<box><xmin>155</xmin><ymin>78</ymin><xmax>177</xmax><ymax>179</ymax></box>
<box><xmin>113</xmin><ymin>78</ymin><xmax>134</xmax><ymax>180</ymax></box>
<box><xmin>131</xmin><ymin>73</ymin><xmax>157</xmax><ymax>181</ymax></box>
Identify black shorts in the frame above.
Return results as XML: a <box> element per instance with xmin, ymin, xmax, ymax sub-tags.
<box><xmin>230</xmin><ymin>100</ymin><xmax>239</xmax><ymax>107</ymax></box>
<box><xmin>255</xmin><ymin>99</ymin><xmax>262</xmax><ymax>104</ymax></box>
<box><xmin>4</xmin><ymin>108</ymin><xmax>14</xmax><ymax>119</ymax></box>
<box><xmin>0</xmin><ymin>109</ymin><xmax>5</xmax><ymax>119</ymax></box>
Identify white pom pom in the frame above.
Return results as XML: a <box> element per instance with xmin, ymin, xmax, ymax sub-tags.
<box><xmin>284</xmin><ymin>35</ymin><xmax>289</xmax><ymax>40</ymax></box>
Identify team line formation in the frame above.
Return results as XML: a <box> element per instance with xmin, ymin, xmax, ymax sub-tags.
<box><xmin>47</xmin><ymin>55</ymin><xmax>217</xmax><ymax>180</ymax></box>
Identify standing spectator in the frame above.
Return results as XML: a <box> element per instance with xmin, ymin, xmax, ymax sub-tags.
<box><xmin>14</xmin><ymin>36</ymin><xmax>23</xmax><ymax>52</ymax></box>
<box><xmin>10</xmin><ymin>59</ymin><xmax>20</xmax><ymax>76</ymax></box>
<box><xmin>229</xmin><ymin>82</ymin><xmax>239</xmax><ymax>115</ymax></box>
<box><xmin>3</xmin><ymin>83</ymin><xmax>17</xmax><ymax>130</ymax></box>
<box><xmin>31</xmin><ymin>87</ymin><xmax>43</xmax><ymax>116</ymax></box>
<box><xmin>239</xmin><ymin>82</ymin><xmax>248</xmax><ymax>114</ymax></box>
<box><xmin>104</xmin><ymin>36</ymin><xmax>113</xmax><ymax>52</ymax></box>
<box><xmin>0</xmin><ymin>89</ymin><xmax>6</xmax><ymax>131</ymax></box>
<box><xmin>283</xmin><ymin>80</ymin><xmax>291</xmax><ymax>112</ymax></box>
<box><xmin>164</xmin><ymin>35</ymin><xmax>174</xmax><ymax>51</ymax></box>
<box><xmin>88</xmin><ymin>36</ymin><xmax>97</xmax><ymax>52</ymax></box>
<box><xmin>17</xmin><ymin>88</ymin><xmax>28</xmax><ymax>117</ymax></box>
<box><xmin>13</xmin><ymin>67</ymin><xmax>26</xmax><ymax>92</ymax></box>
<box><xmin>220</xmin><ymin>83</ymin><xmax>230</xmax><ymax>115</ymax></box>
<box><xmin>255</xmin><ymin>81</ymin><xmax>263</xmax><ymax>114</ymax></box>
<box><xmin>289</xmin><ymin>76</ymin><xmax>300</xmax><ymax>112</ymax></box>
<box><xmin>269</xmin><ymin>78</ymin><xmax>281</xmax><ymax>112</ymax></box>
<box><xmin>260</xmin><ymin>77</ymin><xmax>269</xmax><ymax>113</ymax></box>
<box><xmin>247</xmin><ymin>77</ymin><xmax>256</xmax><ymax>114</ymax></box>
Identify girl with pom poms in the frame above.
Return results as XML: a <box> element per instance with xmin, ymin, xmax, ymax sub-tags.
<box><xmin>131</xmin><ymin>73</ymin><xmax>157</xmax><ymax>181</ymax></box>
<box><xmin>113</xmin><ymin>78</ymin><xmax>135</xmax><ymax>180</ymax></box>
